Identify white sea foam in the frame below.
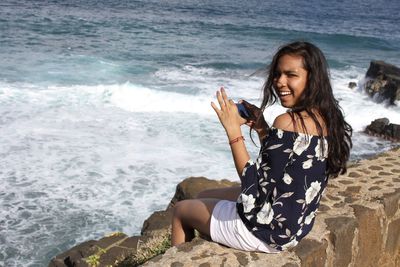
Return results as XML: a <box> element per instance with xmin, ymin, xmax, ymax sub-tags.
<box><xmin>0</xmin><ymin>81</ymin><xmax>242</xmax><ymax>266</ymax></box>
<box><xmin>6</xmin><ymin>65</ymin><xmax>397</xmax><ymax>133</ymax></box>
<box><xmin>110</xmin><ymin>83</ymin><xmax>215</xmax><ymax>114</ymax></box>
<box><xmin>330</xmin><ymin>68</ymin><xmax>400</xmax><ymax>130</ymax></box>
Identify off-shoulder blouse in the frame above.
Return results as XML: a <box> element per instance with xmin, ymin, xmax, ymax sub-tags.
<box><xmin>236</xmin><ymin>127</ymin><xmax>328</xmax><ymax>251</ymax></box>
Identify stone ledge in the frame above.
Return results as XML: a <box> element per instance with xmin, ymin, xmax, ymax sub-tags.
<box><xmin>142</xmin><ymin>147</ymin><xmax>400</xmax><ymax>267</ymax></box>
<box><xmin>49</xmin><ymin>147</ymin><xmax>400</xmax><ymax>267</ymax></box>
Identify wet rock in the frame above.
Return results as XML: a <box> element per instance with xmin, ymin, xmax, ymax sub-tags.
<box><xmin>383</xmin><ymin>123</ymin><xmax>400</xmax><ymax>140</ymax></box>
<box><xmin>366</xmin><ymin>118</ymin><xmax>389</xmax><ymax>134</ymax></box>
<box><xmin>348</xmin><ymin>82</ymin><xmax>357</xmax><ymax>89</ymax></box>
<box><xmin>364</xmin><ymin>60</ymin><xmax>400</xmax><ymax>104</ymax></box>
<box><xmin>365</xmin><ymin>118</ymin><xmax>400</xmax><ymax>140</ymax></box>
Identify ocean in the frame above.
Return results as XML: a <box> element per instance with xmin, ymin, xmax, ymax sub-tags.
<box><xmin>0</xmin><ymin>0</ymin><xmax>399</xmax><ymax>266</ymax></box>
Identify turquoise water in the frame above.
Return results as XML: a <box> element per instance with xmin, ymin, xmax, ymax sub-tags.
<box><xmin>1</xmin><ymin>0</ymin><xmax>399</xmax><ymax>266</ymax></box>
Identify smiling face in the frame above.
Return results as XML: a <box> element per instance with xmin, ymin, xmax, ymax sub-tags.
<box><xmin>273</xmin><ymin>54</ymin><xmax>308</xmax><ymax>108</ymax></box>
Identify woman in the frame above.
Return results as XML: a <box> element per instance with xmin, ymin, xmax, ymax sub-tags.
<box><xmin>171</xmin><ymin>41</ymin><xmax>352</xmax><ymax>252</ymax></box>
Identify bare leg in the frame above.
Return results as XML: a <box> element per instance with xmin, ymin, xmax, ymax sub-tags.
<box><xmin>171</xmin><ymin>198</ymin><xmax>220</xmax><ymax>246</ymax></box>
<box><xmin>196</xmin><ymin>186</ymin><xmax>241</xmax><ymax>201</ymax></box>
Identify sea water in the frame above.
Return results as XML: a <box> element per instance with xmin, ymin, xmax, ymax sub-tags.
<box><xmin>0</xmin><ymin>0</ymin><xmax>399</xmax><ymax>266</ymax></box>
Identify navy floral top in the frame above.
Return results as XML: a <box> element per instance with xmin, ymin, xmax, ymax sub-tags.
<box><xmin>236</xmin><ymin>127</ymin><xmax>328</xmax><ymax>251</ymax></box>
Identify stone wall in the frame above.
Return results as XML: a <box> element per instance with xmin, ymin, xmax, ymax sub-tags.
<box><xmin>142</xmin><ymin>147</ymin><xmax>400</xmax><ymax>267</ymax></box>
<box><xmin>49</xmin><ymin>147</ymin><xmax>400</xmax><ymax>267</ymax></box>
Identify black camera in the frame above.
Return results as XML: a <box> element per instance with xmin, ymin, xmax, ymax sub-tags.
<box><xmin>236</xmin><ymin>103</ymin><xmax>251</xmax><ymax>120</ymax></box>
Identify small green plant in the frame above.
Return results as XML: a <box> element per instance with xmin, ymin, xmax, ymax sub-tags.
<box><xmin>84</xmin><ymin>246</ymin><xmax>107</xmax><ymax>267</ymax></box>
<box><xmin>85</xmin><ymin>254</ymin><xmax>100</xmax><ymax>267</ymax></box>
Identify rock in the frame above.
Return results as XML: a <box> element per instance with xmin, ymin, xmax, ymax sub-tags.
<box><xmin>294</xmin><ymin>239</ymin><xmax>328</xmax><ymax>267</ymax></box>
<box><xmin>366</xmin><ymin>60</ymin><xmax>400</xmax><ymax>78</ymax></box>
<box><xmin>143</xmin><ymin>176</ymin><xmax>237</xmax><ymax>237</ymax></box>
<box><xmin>168</xmin><ymin>176</ymin><xmax>239</xmax><ymax>208</ymax></box>
<box><xmin>142</xmin><ymin>237</ymin><xmax>302</xmax><ymax>267</ymax></box>
<box><xmin>385</xmin><ymin>217</ymin><xmax>400</xmax><ymax>255</ymax></box>
<box><xmin>383</xmin><ymin>123</ymin><xmax>400</xmax><ymax>140</ymax></box>
<box><xmin>351</xmin><ymin>205</ymin><xmax>384</xmax><ymax>266</ymax></box>
<box><xmin>366</xmin><ymin>118</ymin><xmax>389</xmax><ymax>134</ymax></box>
<box><xmin>141</xmin><ymin>209</ymin><xmax>173</xmax><ymax>236</ymax></box>
<box><xmin>48</xmin><ymin>177</ymin><xmax>238</xmax><ymax>267</ymax></box>
<box><xmin>49</xmin><ymin>150</ymin><xmax>400</xmax><ymax>267</ymax></box>
<box><xmin>47</xmin><ymin>233</ymin><xmax>152</xmax><ymax>267</ymax></box>
<box><xmin>382</xmin><ymin>188</ymin><xmax>400</xmax><ymax>219</ymax></box>
<box><xmin>142</xmin><ymin>147</ymin><xmax>400</xmax><ymax>267</ymax></box>
<box><xmin>364</xmin><ymin>61</ymin><xmax>400</xmax><ymax>104</ymax></box>
<box><xmin>48</xmin><ymin>239</ymin><xmax>101</xmax><ymax>267</ymax></box>
<box><xmin>325</xmin><ymin>216</ymin><xmax>357</xmax><ymax>267</ymax></box>
<box><xmin>348</xmin><ymin>82</ymin><xmax>357</xmax><ymax>89</ymax></box>
<box><xmin>365</xmin><ymin>118</ymin><xmax>400</xmax><ymax>141</ymax></box>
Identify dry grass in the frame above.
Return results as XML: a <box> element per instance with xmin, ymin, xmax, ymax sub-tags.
<box><xmin>117</xmin><ymin>231</ymin><xmax>171</xmax><ymax>267</ymax></box>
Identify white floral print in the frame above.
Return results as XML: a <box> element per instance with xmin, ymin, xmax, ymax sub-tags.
<box><xmin>239</xmin><ymin>193</ymin><xmax>256</xmax><ymax>213</ymax></box>
<box><xmin>293</xmin><ymin>135</ymin><xmax>311</xmax><ymax>155</ymax></box>
<box><xmin>315</xmin><ymin>138</ymin><xmax>328</xmax><ymax>161</ymax></box>
<box><xmin>302</xmin><ymin>158</ymin><xmax>313</xmax><ymax>169</ymax></box>
<box><xmin>277</xmin><ymin>128</ymin><xmax>284</xmax><ymax>138</ymax></box>
<box><xmin>296</xmin><ymin>229</ymin><xmax>303</xmax><ymax>236</ymax></box>
<box><xmin>281</xmin><ymin>238</ymin><xmax>299</xmax><ymax>250</ymax></box>
<box><xmin>283</xmin><ymin>173</ymin><xmax>293</xmax><ymax>185</ymax></box>
<box><xmin>241</xmin><ymin>159</ymin><xmax>254</xmax><ymax>176</ymax></box>
<box><xmin>305</xmin><ymin>181</ymin><xmax>321</xmax><ymax>204</ymax></box>
<box><xmin>256</xmin><ymin>155</ymin><xmax>262</xmax><ymax>169</ymax></box>
<box><xmin>297</xmin><ymin>215</ymin><xmax>304</xmax><ymax>224</ymax></box>
<box><xmin>304</xmin><ymin>211</ymin><xmax>316</xmax><ymax>225</ymax></box>
<box><xmin>257</xmin><ymin>202</ymin><xmax>274</xmax><ymax>224</ymax></box>
<box><xmin>267</xmin><ymin>144</ymin><xmax>283</xmax><ymax>150</ymax></box>
<box><xmin>245</xmin><ymin>214</ymin><xmax>254</xmax><ymax>221</ymax></box>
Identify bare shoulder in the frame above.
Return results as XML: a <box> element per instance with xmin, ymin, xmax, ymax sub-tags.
<box><xmin>273</xmin><ymin>111</ymin><xmax>328</xmax><ymax>136</ymax></box>
<box><xmin>272</xmin><ymin>113</ymin><xmax>295</xmax><ymax>131</ymax></box>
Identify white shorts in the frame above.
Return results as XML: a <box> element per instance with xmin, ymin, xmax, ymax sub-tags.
<box><xmin>210</xmin><ymin>200</ymin><xmax>280</xmax><ymax>253</ymax></box>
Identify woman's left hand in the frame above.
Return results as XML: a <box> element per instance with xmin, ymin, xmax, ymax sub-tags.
<box><xmin>211</xmin><ymin>87</ymin><xmax>247</xmax><ymax>134</ymax></box>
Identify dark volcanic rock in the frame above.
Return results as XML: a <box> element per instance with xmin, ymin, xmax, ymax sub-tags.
<box><xmin>48</xmin><ymin>240</ymin><xmax>98</xmax><ymax>267</ymax></box>
<box><xmin>364</xmin><ymin>61</ymin><xmax>400</xmax><ymax>104</ymax></box>
<box><xmin>383</xmin><ymin>123</ymin><xmax>400</xmax><ymax>140</ymax></box>
<box><xmin>348</xmin><ymin>82</ymin><xmax>357</xmax><ymax>89</ymax></box>
<box><xmin>365</xmin><ymin>118</ymin><xmax>400</xmax><ymax>141</ymax></box>
<box><xmin>366</xmin><ymin>118</ymin><xmax>389</xmax><ymax>135</ymax></box>
<box><xmin>366</xmin><ymin>60</ymin><xmax>400</xmax><ymax>78</ymax></box>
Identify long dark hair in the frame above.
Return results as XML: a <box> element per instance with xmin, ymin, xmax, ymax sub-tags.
<box><xmin>258</xmin><ymin>41</ymin><xmax>352</xmax><ymax>177</ymax></box>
